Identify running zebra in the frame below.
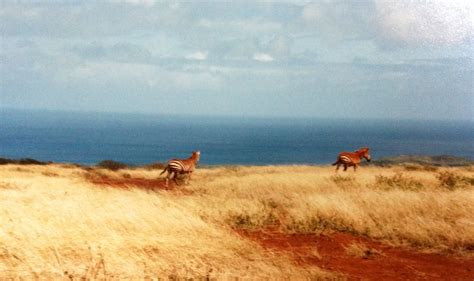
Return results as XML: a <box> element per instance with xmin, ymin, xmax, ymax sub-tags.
<box><xmin>332</xmin><ymin>147</ymin><xmax>371</xmax><ymax>172</ymax></box>
<box><xmin>160</xmin><ymin>151</ymin><xmax>200</xmax><ymax>187</ymax></box>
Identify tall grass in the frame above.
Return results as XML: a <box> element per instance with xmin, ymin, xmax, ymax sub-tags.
<box><xmin>187</xmin><ymin>166</ymin><xmax>474</xmax><ymax>253</ymax></box>
<box><xmin>0</xmin><ymin>165</ymin><xmax>334</xmax><ymax>279</ymax></box>
<box><xmin>1</xmin><ymin>164</ymin><xmax>473</xmax><ymax>279</ymax></box>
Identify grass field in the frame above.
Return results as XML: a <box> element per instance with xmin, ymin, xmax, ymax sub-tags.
<box><xmin>1</xmin><ymin>163</ymin><xmax>473</xmax><ymax>279</ymax></box>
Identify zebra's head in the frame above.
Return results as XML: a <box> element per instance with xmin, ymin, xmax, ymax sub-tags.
<box><xmin>358</xmin><ymin>147</ymin><xmax>371</xmax><ymax>162</ymax></box>
<box><xmin>192</xmin><ymin>151</ymin><xmax>201</xmax><ymax>162</ymax></box>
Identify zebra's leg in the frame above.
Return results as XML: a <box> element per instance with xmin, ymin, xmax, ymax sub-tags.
<box><xmin>353</xmin><ymin>165</ymin><xmax>357</xmax><ymax>172</ymax></box>
<box><xmin>165</xmin><ymin>171</ymin><xmax>173</xmax><ymax>187</ymax></box>
<box><xmin>173</xmin><ymin>172</ymin><xmax>180</xmax><ymax>185</ymax></box>
<box><xmin>183</xmin><ymin>172</ymin><xmax>189</xmax><ymax>185</ymax></box>
<box><xmin>335</xmin><ymin>162</ymin><xmax>341</xmax><ymax>172</ymax></box>
<box><xmin>343</xmin><ymin>164</ymin><xmax>348</xmax><ymax>171</ymax></box>
<box><xmin>186</xmin><ymin>171</ymin><xmax>193</xmax><ymax>184</ymax></box>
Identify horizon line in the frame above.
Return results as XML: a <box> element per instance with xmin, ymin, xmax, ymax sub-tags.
<box><xmin>1</xmin><ymin>106</ymin><xmax>473</xmax><ymax>123</ymax></box>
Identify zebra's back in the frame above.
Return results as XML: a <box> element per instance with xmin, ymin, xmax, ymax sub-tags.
<box><xmin>168</xmin><ymin>160</ymin><xmax>185</xmax><ymax>170</ymax></box>
<box><xmin>167</xmin><ymin>159</ymin><xmax>195</xmax><ymax>173</ymax></box>
<box><xmin>338</xmin><ymin>152</ymin><xmax>360</xmax><ymax>164</ymax></box>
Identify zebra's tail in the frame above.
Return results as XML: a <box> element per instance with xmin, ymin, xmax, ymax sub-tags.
<box><xmin>331</xmin><ymin>160</ymin><xmax>338</xmax><ymax>165</ymax></box>
<box><xmin>159</xmin><ymin>165</ymin><xmax>169</xmax><ymax>175</ymax></box>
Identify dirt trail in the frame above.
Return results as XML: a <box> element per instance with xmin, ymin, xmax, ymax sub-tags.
<box><xmin>237</xmin><ymin>229</ymin><xmax>474</xmax><ymax>281</ymax></box>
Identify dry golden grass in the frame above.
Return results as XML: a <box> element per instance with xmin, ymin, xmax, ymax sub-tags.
<box><xmin>344</xmin><ymin>242</ymin><xmax>382</xmax><ymax>259</ymax></box>
<box><xmin>1</xmin><ymin>163</ymin><xmax>473</xmax><ymax>279</ymax></box>
<box><xmin>189</xmin><ymin>166</ymin><xmax>474</xmax><ymax>252</ymax></box>
<box><xmin>0</xmin><ymin>164</ymin><xmax>335</xmax><ymax>280</ymax></box>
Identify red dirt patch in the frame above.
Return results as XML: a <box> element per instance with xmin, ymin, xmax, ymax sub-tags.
<box><xmin>237</xmin><ymin>229</ymin><xmax>474</xmax><ymax>281</ymax></box>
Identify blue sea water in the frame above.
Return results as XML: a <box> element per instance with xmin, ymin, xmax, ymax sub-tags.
<box><xmin>1</xmin><ymin>109</ymin><xmax>473</xmax><ymax>165</ymax></box>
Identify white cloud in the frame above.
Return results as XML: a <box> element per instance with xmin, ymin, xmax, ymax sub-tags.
<box><xmin>300</xmin><ymin>1</ymin><xmax>374</xmax><ymax>44</ymax></box>
<box><xmin>2</xmin><ymin>1</ymin><xmax>472</xmax><ymax>119</ymax></box>
<box><xmin>375</xmin><ymin>1</ymin><xmax>472</xmax><ymax>46</ymax></box>
<box><xmin>253</xmin><ymin>53</ymin><xmax>274</xmax><ymax>62</ymax></box>
<box><xmin>301</xmin><ymin>1</ymin><xmax>472</xmax><ymax>47</ymax></box>
<box><xmin>185</xmin><ymin>51</ymin><xmax>208</xmax><ymax>60</ymax></box>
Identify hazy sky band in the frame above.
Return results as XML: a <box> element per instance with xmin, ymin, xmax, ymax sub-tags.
<box><xmin>1</xmin><ymin>1</ymin><xmax>472</xmax><ymax>120</ymax></box>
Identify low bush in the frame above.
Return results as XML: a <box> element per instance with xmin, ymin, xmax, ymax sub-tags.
<box><xmin>96</xmin><ymin>160</ymin><xmax>129</xmax><ymax>171</ymax></box>
<box><xmin>0</xmin><ymin>158</ymin><xmax>14</xmax><ymax>165</ymax></box>
<box><xmin>403</xmin><ymin>164</ymin><xmax>438</xmax><ymax>172</ymax></box>
<box><xmin>462</xmin><ymin>176</ymin><xmax>474</xmax><ymax>186</ymax></box>
<box><xmin>0</xmin><ymin>157</ymin><xmax>48</xmax><ymax>165</ymax></box>
<box><xmin>374</xmin><ymin>173</ymin><xmax>424</xmax><ymax>191</ymax></box>
<box><xmin>228</xmin><ymin>213</ymin><xmax>256</xmax><ymax>228</ymax></box>
<box><xmin>437</xmin><ymin>171</ymin><xmax>460</xmax><ymax>190</ymax></box>
<box><xmin>330</xmin><ymin>175</ymin><xmax>356</xmax><ymax>187</ymax></box>
<box><xmin>19</xmin><ymin>158</ymin><xmax>49</xmax><ymax>165</ymax></box>
<box><xmin>436</xmin><ymin>171</ymin><xmax>472</xmax><ymax>190</ymax></box>
<box><xmin>142</xmin><ymin>162</ymin><xmax>166</xmax><ymax>170</ymax></box>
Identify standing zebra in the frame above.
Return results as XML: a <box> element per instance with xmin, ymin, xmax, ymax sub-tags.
<box><xmin>160</xmin><ymin>151</ymin><xmax>200</xmax><ymax>187</ymax></box>
<box><xmin>332</xmin><ymin>147</ymin><xmax>371</xmax><ymax>172</ymax></box>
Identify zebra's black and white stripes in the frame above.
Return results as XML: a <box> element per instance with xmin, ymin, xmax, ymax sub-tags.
<box><xmin>160</xmin><ymin>151</ymin><xmax>201</xmax><ymax>187</ymax></box>
<box><xmin>168</xmin><ymin>160</ymin><xmax>189</xmax><ymax>173</ymax></box>
<box><xmin>332</xmin><ymin>147</ymin><xmax>371</xmax><ymax>172</ymax></box>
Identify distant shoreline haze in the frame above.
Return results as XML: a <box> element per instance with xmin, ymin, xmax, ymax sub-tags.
<box><xmin>1</xmin><ymin>108</ymin><xmax>473</xmax><ymax>165</ymax></box>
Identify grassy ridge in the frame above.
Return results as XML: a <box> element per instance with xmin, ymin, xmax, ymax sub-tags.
<box><xmin>0</xmin><ymin>164</ymin><xmax>473</xmax><ymax>279</ymax></box>
<box><xmin>1</xmin><ymin>154</ymin><xmax>473</xmax><ymax>169</ymax></box>
<box><xmin>370</xmin><ymin>155</ymin><xmax>474</xmax><ymax>167</ymax></box>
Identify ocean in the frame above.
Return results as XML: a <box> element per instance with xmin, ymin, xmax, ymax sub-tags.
<box><xmin>1</xmin><ymin>109</ymin><xmax>473</xmax><ymax>165</ymax></box>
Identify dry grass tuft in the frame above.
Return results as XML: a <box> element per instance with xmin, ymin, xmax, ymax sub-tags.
<box><xmin>374</xmin><ymin>172</ymin><xmax>424</xmax><ymax>191</ymax></box>
<box><xmin>344</xmin><ymin>242</ymin><xmax>382</xmax><ymax>259</ymax></box>
<box><xmin>436</xmin><ymin>171</ymin><xmax>474</xmax><ymax>190</ymax></box>
<box><xmin>403</xmin><ymin>164</ymin><xmax>439</xmax><ymax>172</ymax></box>
<box><xmin>330</xmin><ymin>175</ymin><xmax>357</xmax><ymax>188</ymax></box>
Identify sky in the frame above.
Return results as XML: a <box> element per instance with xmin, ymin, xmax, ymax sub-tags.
<box><xmin>0</xmin><ymin>0</ymin><xmax>473</xmax><ymax>120</ymax></box>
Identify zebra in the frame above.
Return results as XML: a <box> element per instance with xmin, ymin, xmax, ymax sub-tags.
<box><xmin>332</xmin><ymin>147</ymin><xmax>371</xmax><ymax>172</ymax></box>
<box><xmin>160</xmin><ymin>151</ymin><xmax>200</xmax><ymax>187</ymax></box>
